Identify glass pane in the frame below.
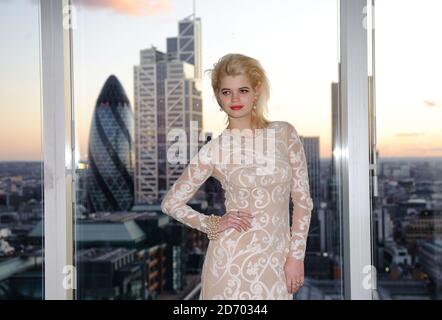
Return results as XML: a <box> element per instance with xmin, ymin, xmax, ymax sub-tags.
<box><xmin>72</xmin><ymin>0</ymin><xmax>342</xmax><ymax>300</ymax></box>
<box><xmin>373</xmin><ymin>0</ymin><xmax>442</xmax><ymax>300</ymax></box>
<box><xmin>0</xmin><ymin>0</ymin><xmax>44</xmax><ymax>299</ymax></box>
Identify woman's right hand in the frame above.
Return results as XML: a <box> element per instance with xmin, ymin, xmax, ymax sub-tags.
<box><xmin>218</xmin><ymin>209</ymin><xmax>253</xmax><ymax>233</ymax></box>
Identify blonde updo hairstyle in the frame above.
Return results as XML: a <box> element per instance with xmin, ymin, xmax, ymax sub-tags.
<box><xmin>205</xmin><ymin>53</ymin><xmax>271</xmax><ymax>129</ymax></box>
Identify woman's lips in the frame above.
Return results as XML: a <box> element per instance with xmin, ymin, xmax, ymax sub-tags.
<box><xmin>230</xmin><ymin>105</ymin><xmax>243</xmax><ymax>110</ymax></box>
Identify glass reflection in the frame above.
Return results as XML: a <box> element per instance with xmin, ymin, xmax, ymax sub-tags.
<box><xmin>0</xmin><ymin>0</ymin><xmax>44</xmax><ymax>300</ymax></box>
<box><xmin>372</xmin><ymin>0</ymin><xmax>442</xmax><ymax>300</ymax></box>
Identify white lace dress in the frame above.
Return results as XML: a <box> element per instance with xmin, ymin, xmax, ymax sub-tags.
<box><xmin>161</xmin><ymin>121</ymin><xmax>314</xmax><ymax>300</ymax></box>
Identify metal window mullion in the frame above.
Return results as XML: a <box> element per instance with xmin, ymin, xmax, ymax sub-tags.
<box><xmin>339</xmin><ymin>0</ymin><xmax>373</xmax><ymax>300</ymax></box>
<box><xmin>40</xmin><ymin>0</ymin><xmax>74</xmax><ymax>300</ymax></box>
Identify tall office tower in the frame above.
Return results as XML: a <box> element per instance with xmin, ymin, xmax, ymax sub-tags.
<box><xmin>328</xmin><ymin>81</ymin><xmax>342</xmax><ymax>257</ymax></box>
<box><xmin>300</xmin><ymin>137</ymin><xmax>320</xmax><ymax>211</ymax></box>
<box><xmin>166</xmin><ymin>15</ymin><xmax>202</xmax><ymax>84</ymax></box>
<box><xmin>134</xmin><ymin>44</ymin><xmax>203</xmax><ymax>205</ymax></box>
<box><xmin>300</xmin><ymin>136</ymin><xmax>321</xmax><ymax>252</ymax></box>
<box><xmin>134</xmin><ymin>48</ymin><xmax>166</xmax><ymax>205</ymax></box>
<box><xmin>87</xmin><ymin>75</ymin><xmax>134</xmax><ymax>212</ymax></box>
<box><xmin>330</xmin><ymin>82</ymin><xmax>340</xmax><ymax>208</ymax></box>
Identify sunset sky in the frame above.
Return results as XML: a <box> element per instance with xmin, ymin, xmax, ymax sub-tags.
<box><xmin>0</xmin><ymin>0</ymin><xmax>441</xmax><ymax>161</ymax></box>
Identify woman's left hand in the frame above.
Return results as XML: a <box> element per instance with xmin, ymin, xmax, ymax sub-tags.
<box><xmin>284</xmin><ymin>256</ymin><xmax>305</xmax><ymax>294</ymax></box>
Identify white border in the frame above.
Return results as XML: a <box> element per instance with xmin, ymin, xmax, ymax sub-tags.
<box><xmin>41</xmin><ymin>0</ymin><xmax>74</xmax><ymax>300</ymax></box>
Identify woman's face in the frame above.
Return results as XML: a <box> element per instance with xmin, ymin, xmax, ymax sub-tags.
<box><xmin>217</xmin><ymin>74</ymin><xmax>258</xmax><ymax>120</ymax></box>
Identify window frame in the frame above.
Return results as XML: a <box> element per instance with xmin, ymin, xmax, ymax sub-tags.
<box><xmin>40</xmin><ymin>0</ymin><xmax>75</xmax><ymax>300</ymax></box>
<box><xmin>339</xmin><ymin>0</ymin><xmax>374</xmax><ymax>300</ymax></box>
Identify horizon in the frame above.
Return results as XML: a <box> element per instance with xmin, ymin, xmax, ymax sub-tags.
<box><xmin>2</xmin><ymin>156</ymin><xmax>442</xmax><ymax>163</ymax></box>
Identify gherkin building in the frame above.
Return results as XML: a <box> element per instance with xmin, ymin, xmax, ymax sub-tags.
<box><xmin>87</xmin><ymin>75</ymin><xmax>134</xmax><ymax>212</ymax></box>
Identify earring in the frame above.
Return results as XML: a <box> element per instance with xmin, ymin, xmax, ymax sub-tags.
<box><xmin>220</xmin><ymin>107</ymin><xmax>223</xmax><ymax>111</ymax></box>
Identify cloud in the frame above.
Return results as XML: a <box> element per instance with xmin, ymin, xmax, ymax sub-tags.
<box><xmin>394</xmin><ymin>132</ymin><xmax>426</xmax><ymax>138</ymax></box>
<box><xmin>424</xmin><ymin>100</ymin><xmax>439</xmax><ymax>108</ymax></box>
<box><xmin>74</xmin><ymin>0</ymin><xmax>174</xmax><ymax>16</ymax></box>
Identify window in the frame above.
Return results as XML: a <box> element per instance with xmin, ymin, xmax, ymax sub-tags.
<box><xmin>70</xmin><ymin>0</ymin><xmax>342</xmax><ymax>300</ymax></box>
<box><xmin>372</xmin><ymin>0</ymin><xmax>442</xmax><ymax>300</ymax></box>
<box><xmin>0</xmin><ymin>0</ymin><xmax>44</xmax><ymax>300</ymax></box>
<box><xmin>2</xmin><ymin>0</ymin><xmax>394</xmax><ymax>300</ymax></box>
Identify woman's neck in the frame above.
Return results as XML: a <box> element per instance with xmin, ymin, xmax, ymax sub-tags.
<box><xmin>227</xmin><ymin>118</ymin><xmax>256</xmax><ymax>131</ymax></box>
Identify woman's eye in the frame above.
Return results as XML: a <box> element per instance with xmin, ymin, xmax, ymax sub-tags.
<box><xmin>240</xmin><ymin>90</ymin><xmax>249</xmax><ymax>93</ymax></box>
<box><xmin>222</xmin><ymin>91</ymin><xmax>230</xmax><ymax>95</ymax></box>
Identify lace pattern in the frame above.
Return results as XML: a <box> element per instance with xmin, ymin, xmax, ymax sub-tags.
<box><xmin>161</xmin><ymin>121</ymin><xmax>313</xmax><ymax>299</ymax></box>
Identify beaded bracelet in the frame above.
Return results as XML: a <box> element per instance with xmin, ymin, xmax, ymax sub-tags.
<box><xmin>206</xmin><ymin>214</ymin><xmax>221</xmax><ymax>240</ymax></box>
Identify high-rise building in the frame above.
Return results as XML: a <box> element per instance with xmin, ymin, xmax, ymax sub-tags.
<box><xmin>87</xmin><ymin>75</ymin><xmax>134</xmax><ymax>212</ymax></box>
<box><xmin>167</xmin><ymin>15</ymin><xmax>202</xmax><ymax>84</ymax></box>
<box><xmin>326</xmin><ymin>82</ymin><xmax>342</xmax><ymax>258</ymax></box>
<box><xmin>329</xmin><ymin>82</ymin><xmax>340</xmax><ymax>211</ymax></box>
<box><xmin>417</xmin><ymin>239</ymin><xmax>442</xmax><ymax>298</ymax></box>
<box><xmin>300</xmin><ymin>136</ymin><xmax>321</xmax><ymax>252</ymax></box>
<box><xmin>134</xmin><ymin>16</ymin><xmax>203</xmax><ymax>205</ymax></box>
<box><xmin>301</xmin><ymin>137</ymin><xmax>320</xmax><ymax>211</ymax></box>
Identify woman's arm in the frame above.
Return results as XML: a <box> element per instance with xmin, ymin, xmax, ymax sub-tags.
<box><xmin>160</xmin><ymin>142</ymin><xmax>214</xmax><ymax>234</ymax></box>
<box><xmin>286</xmin><ymin>122</ymin><xmax>314</xmax><ymax>261</ymax></box>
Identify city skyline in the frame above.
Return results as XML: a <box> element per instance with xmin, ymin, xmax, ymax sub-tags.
<box><xmin>1</xmin><ymin>0</ymin><xmax>441</xmax><ymax>161</ymax></box>
<box><xmin>1</xmin><ymin>151</ymin><xmax>441</xmax><ymax>299</ymax></box>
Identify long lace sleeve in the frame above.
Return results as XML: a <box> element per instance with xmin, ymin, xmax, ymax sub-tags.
<box><xmin>160</xmin><ymin>142</ymin><xmax>214</xmax><ymax>234</ymax></box>
<box><xmin>287</xmin><ymin>122</ymin><xmax>314</xmax><ymax>261</ymax></box>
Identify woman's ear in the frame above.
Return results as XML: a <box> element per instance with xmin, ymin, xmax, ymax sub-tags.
<box><xmin>254</xmin><ymin>86</ymin><xmax>261</xmax><ymax>100</ymax></box>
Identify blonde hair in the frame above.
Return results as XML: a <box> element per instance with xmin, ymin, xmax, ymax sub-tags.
<box><xmin>205</xmin><ymin>53</ymin><xmax>271</xmax><ymax>129</ymax></box>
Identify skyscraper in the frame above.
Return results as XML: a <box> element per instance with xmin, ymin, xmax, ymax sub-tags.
<box><xmin>87</xmin><ymin>75</ymin><xmax>134</xmax><ymax>212</ymax></box>
<box><xmin>167</xmin><ymin>15</ymin><xmax>202</xmax><ymax>83</ymax></box>
<box><xmin>300</xmin><ymin>136</ymin><xmax>321</xmax><ymax>252</ymax></box>
<box><xmin>134</xmin><ymin>16</ymin><xmax>203</xmax><ymax>205</ymax></box>
<box><xmin>327</xmin><ymin>81</ymin><xmax>342</xmax><ymax>259</ymax></box>
<box><xmin>301</xmin><ymin>137</ymin><xmax>320</xmax><ymax>211</ymax></box>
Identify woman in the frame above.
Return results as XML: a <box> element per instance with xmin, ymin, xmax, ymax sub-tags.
<box><xmin>161</xmin><ymin>53</ymin><xmax>314</xmax><ymax>300</ymax></box>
